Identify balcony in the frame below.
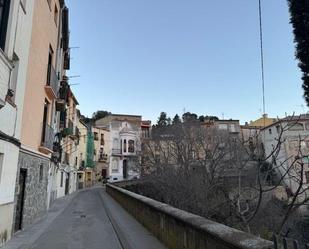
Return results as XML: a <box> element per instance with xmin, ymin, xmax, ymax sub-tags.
<box><xmin>112</xmin><ymin>149</ymin><xmax>122</xmax><ymax>156</ymax></box>
<box><xmin>98</xmin><ymin>154</ymin><xmax>108</xmax><ymax>162</ymax></box>
<box><xmin>39</xmin><ymin>123</ymin><xmax>55</xmax><ymax>154</ymax></box>
<box><xmin>68</xmin><ymin>120</ymin><xmax>78</xmax><ymax>140</ymax></box>
<box><xmin>56</xmin><ymin>81</ymin><xmax>69</xmax><ymax>112</ymax></box>
<box><xmin>45</xmin><ymin>64</ymin><xmax>59</xmax><ymax>100</ymax></box>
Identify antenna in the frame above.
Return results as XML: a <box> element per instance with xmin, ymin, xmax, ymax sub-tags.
<box><xmin>68</xmin><ymin>75</ymin><xmax>81</xmax><ymax>79</ymax></box>
<box><xmin>258</xmin><ymin>0</ymin><xmax>266</xmax><ymax>127</ymax></box>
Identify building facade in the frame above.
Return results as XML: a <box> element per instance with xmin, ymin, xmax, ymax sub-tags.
<box><xmin>261</xmin><ymin>115</ymin><xmax>309</xmax><ymax>194</ymax></box>
<box><xmin>57</xmin><ymin>86</ymin><xmax>79</xmax><ymax>198</ymax></box>
<box><xmin>95</xmin><ymin>114</ymin><xmax>142</xmax><ymax>182</ymax></box>
<box><xmin>93</xmin><ymin>126</ymin><xmax>110</xmax><ymax>182</ymax></box>
<box><xmin>0</xmin><ymin>0</ymin><xmax>35</xmax><ymax>244</ymax></box>
<box><xmin>14</xmin><ymin>0</ymin><xmax>70</xmax><ymax>233</ymax></box>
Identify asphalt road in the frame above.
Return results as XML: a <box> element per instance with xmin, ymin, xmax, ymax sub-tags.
<box><xmin>3</xmin><ymin>187</ymin><xmax>166</xmax><ymax>249</ymax></box>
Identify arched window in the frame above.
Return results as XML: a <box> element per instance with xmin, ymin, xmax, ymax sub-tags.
<box><xmin>128</xmin><ymin>140</ymin><xmax>135</xmax><ymax>153</ymax></box>
<box><xmin>124</xmin><ymin>139</ymin><xmax>127</xmax><ymax>153</ymax></box>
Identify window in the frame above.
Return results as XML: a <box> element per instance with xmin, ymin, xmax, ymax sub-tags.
<box><xmin>218</xmin><ymin>124</ymin><xmax>228</xmax><ymax>130</ymax></box>
<box><xmin>41</xmin><ymin>99</ymin><xmax>50</xmax><ymax>146</ymax></box>
<box><xmin>94</xmin><ymin>132</ymin><xmax>98</xmax><ymax>140</ymax></box>
<box><xmin>46</xmin><ymin>46</ymin><xmax>54</xmax><ymax>85</ymax></box>
<box><xmin>128</xmin><ymin>140</ymin><xmax>135</xmax><ymax>153</ymax></box>
<box><xmin>230</xmin><ymin>124</ymin><xmax>236</xmax><ymax>133</ymax></box>
<box><xmin>123</xmin><ymin>139</ymin><xmax>127</xmax><ymax>153</ymax></box>
<box><xmin>305</xmin><ymin>171</ymin><xmax>309</xmax><ymax>184</ymax></box>
<box><xmin>54</xmin><ymin>5</ymin><xmax>58</xmax><ymax>25</ymax></box>
<box><xmin>7</xmin><ymin>53</ymin><xmax>19</xmax><ymax>103</ymax></box>
<box><xmin>60</xmin><ymin>171</ymin><xmax>63</xmax><ymax>187</ymax></box>
<box><xmin>268</xmin><ymin>128</ymin><xmax>272</xmax><ymax>135</ymax></box>
<box><xmin>112</xmin><ymin>159</ymin><xmax>118</xmax><ymax>173</ymax></box>
<box><xmin>39</xmin><ymin>164</ymin><xmax>43</xmax><ymax>182</ymax></box>
<box><xmin>100</xmin><ymin>134</ymin><xmax>104</xmax><ymax>145</ymax></box>
<box><xmin>287</xmin><ymin>123</ymin><xmax>304</xmax><ymax>131</ymax></box>
<box><xmin>0</xmin><ymin>153</ymin><xmax>3</xmax><ymax>183</ymax></box>
<box><xmin>99</xmin><ymin>148</ymin><xmax>104</xmax><ymax>160</ymax></box>
<box><xmin>276</xmin><ymin>125</ymin><xmax>280</xmax><ymax>133</ymax></box>
<box><xmin>0</xmin><ymin>0</ymin><xmax>11</xmax><ymax>50</ymax></box>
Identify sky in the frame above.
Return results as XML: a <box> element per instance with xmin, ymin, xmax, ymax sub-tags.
<box><xmin>66</xmin><ymin>0</ymin><xmax>305</xmax><ymax>124</ymax></box>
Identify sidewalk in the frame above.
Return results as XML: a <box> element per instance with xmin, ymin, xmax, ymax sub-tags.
<box><xmin>1</xmin><ymin>187</ymin><xmax>167</xmax><ymax>249</ymax></box>
<box><xmin>1</xmin><ymin>191</ymin><xmax>78</xmax><ymax>249</ymax></box>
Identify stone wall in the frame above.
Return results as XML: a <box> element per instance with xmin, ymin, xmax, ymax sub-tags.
<box><xmin>106</xmin><ymin>183</ymin><xmax>273</xmax><ymax>249</ymax></box>
<box><xmin>15</xmin><ymin>150</ymin><xmax>49</xmax><ymax>229</ymax></box>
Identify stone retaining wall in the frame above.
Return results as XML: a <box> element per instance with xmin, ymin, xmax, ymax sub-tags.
<box><xmin>106</xmin><ymin>183</ymin><xmax>273</xmax><ymax>249</ymax></box>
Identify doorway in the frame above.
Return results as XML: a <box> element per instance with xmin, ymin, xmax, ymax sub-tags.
<box><xmin>102</xmin><ymin>168</ymin><xmax>107</xmax><ymax>179</ymax></box>
<box><xmin>123</xmin><ymin>160</ymin><xmax>127</xmax><ymax>179</ymax></box>
<box><xmin>15</xmin><ymin>169</ymin><xmax>27</xmax><ymax>232</ymax></box>
<box><xmin>65</xmin><ymin>173</ymin><xmax>70</xmax><ymax>195</ymax></box>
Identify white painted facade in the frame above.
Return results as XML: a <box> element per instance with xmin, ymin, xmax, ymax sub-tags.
<box><xmin>96</xmin><ymin>115</ymin><xmax>142</xmax><ymax>182</ymax></box>
<box><xmin>261</xmin><ymin>116</ymin><xmax>309</xmax><ymax>194</ymax></box>
<box><xmin>0</xmin><ymin>0</ymin><xmax>35</xmax><ymax>245</ymax></box>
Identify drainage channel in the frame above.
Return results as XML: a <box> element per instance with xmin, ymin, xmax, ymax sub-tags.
<box><xmin>99</xmin><ymin>190</ymin><xmax>133</xmax><ymax>249</ymax></box>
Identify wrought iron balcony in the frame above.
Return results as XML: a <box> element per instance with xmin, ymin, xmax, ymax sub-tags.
<box><xmin>56</xmin><ymin>80</ymin><xmax>69</xmax><ymax>112</ymax></box>
<box><xmin>45</xmin><ymin>64</ymin><xmax>59</xmax><ymax>99</ymax></box>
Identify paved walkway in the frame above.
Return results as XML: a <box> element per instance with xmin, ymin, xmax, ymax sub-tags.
<box><xmin>1</xmin><ymin>187</ymin><xmax>166</xmax><ymax>249</ymax></box>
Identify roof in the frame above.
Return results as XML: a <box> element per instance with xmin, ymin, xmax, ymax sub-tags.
<box><xmin>261</xmin><ymin>114</ymin><xmax>309</xmax><ymax>130</ymax></box>
<box><xmin>110</xmin><ymin>114</ymin><xmax>142</xmax><ymax>118</ymax></box>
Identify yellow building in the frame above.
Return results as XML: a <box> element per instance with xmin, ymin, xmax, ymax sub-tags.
<box><xmin>249</xmin><ymin>114</ymin><xmax>277</xmax><ymax>128</ymax></box>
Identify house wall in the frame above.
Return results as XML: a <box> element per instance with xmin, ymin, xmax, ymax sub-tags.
<box><xmin>21</xmin><ymin>0</ymin><xmax>61</xmax><ymax>150</ymax></box>
<box><xmin>16</xmin><ymin>149</ymin><xmax>49</xmax><ymax>229</ymax></box>
<box><xmin>262</xmin><ymin>120</ymin><xmax>309</xmax><ymax>192</ymax></box>
<box><xmin>0</xmin><ymin>0</ymin><xmax>35</xmax><ymax>245</ymax></box>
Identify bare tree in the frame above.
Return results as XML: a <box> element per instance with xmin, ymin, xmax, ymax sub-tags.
<box><xmin>136</xmin><ymin>116</ymin><xmax>309</xmax><ymax>241</ymax></box>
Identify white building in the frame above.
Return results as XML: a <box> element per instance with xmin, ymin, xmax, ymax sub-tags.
<box><xmin>0</xmin><ymin>0</ymin><xmax>35</xmax><ymax>245</ymax></box>
<box><xmin>95</xmin><ymin>114</ymin><xmax>142</xmax><ymax>182</ymax></box>
<box><xmin>261</xmin><ymin>115</ymin><xmax>309</xmax><ymax>194</ymax></box>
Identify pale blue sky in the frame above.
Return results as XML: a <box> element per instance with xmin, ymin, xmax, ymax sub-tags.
<box><xmin>66</xmin><ymin>0</ymin><xmax>305</xmax><ymax>124</ymax></box>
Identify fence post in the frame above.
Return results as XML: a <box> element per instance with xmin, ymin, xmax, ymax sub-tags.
<box><xmin>272</xmin><ymin>234</ymin><xmax>278</xmax><ymax>249</ymax></box>
<box><xmin>283</xmin><ymin>237</ymin><xmax>288</xmax><ymax>249</ymax></box>
<box><xmin>293</xmin><ymin>240</ymin><xmax>299</xmax><ymax>249</ymax></box>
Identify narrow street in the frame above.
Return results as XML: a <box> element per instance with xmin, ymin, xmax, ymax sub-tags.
<box><xmin>2</xmin><ymin>187</ymin><xmax>166</xmax><ymax>249</ymax></box>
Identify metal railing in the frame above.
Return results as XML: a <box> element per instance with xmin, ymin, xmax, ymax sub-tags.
<box><xmin>41</xmin><ymin>123</ymin><xmax>55</xmax><ymax>150</ymax></box>
<box><xmin>99</xmin><ymin>154</ymin><xmax>108</xmax><ymax>162</ymax></box>
<box><xmin>46</xmin><ymin>64</ymin><xmax>59</xmax><ymax>95</ymax></box>
<box><xmin>273</xmin><ymin>234</ymin><xmax>309</xmax><ymax>249</ymax></box>
<box><xmin>112</xmin><ymin>149</ymin><xmax>121</xmax><ymax>155</ymax></box>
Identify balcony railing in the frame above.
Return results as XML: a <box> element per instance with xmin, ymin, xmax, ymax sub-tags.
<box><xmin>112</xmin><ymin>149</ymin><xmax>122</xmax><ymax>155</ymax></box>
<box><xmin>45</xmin><ymin>64</ymin><xmax>59</xmax><ymax>99</ymax></box>
<box><xmin>99</xmin><ymin>154</ymin><xmax>108</xmax><ymax>162</ymax></box>
<box><xmin>40</xmin><ymin>123</ymin><xmax>55</xmax><ymax>151</ymax></box>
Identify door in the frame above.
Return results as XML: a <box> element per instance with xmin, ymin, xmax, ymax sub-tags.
<box><xmin>15</xmin><ymin>169</ymin><xmax>27</xmax><ymax>232</ymax></box>
<box><xmin>65</xmin><ymin>173</ymin><xmax>70</xmax><ymax>195</ymax></box>
<box><xmin>123</xmin><ymin>160</ymin><xmax>127</xmax><ymax>179</ymax></box>
<box><xmin>102</xmin><ymin>168</ymin><xmax>107</xmax><ymax>179</ymax></box>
